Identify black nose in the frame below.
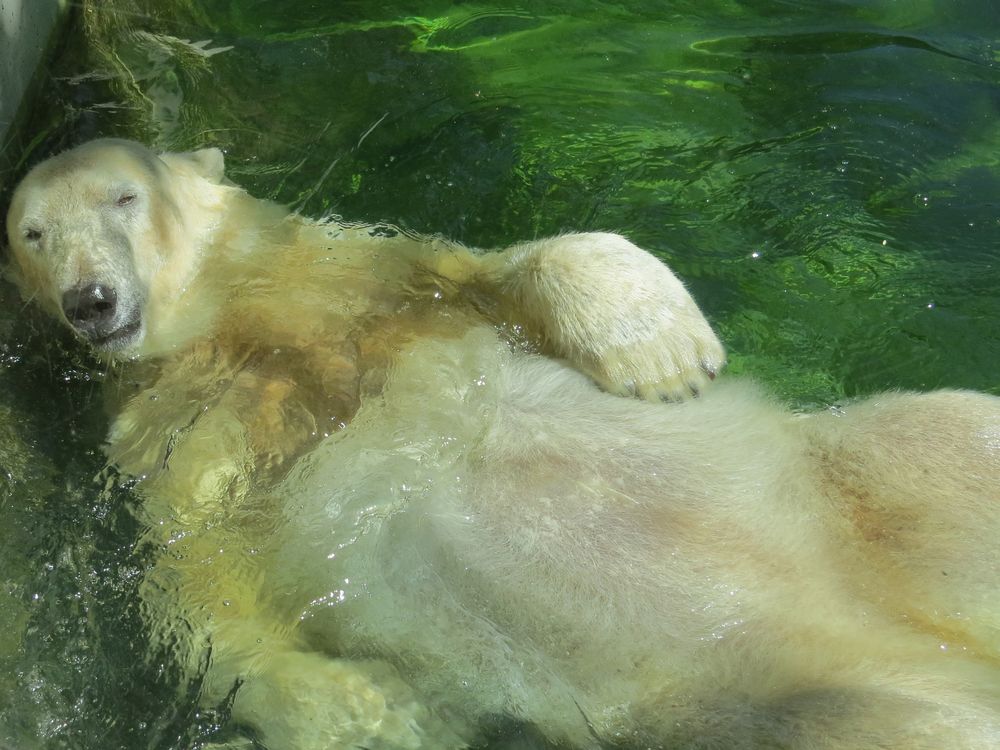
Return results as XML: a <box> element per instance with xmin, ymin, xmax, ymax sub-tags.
<box><xmin>62</xmin><ymin>283</ymin><xmax>118</xmax><ymax>334</ymax></box>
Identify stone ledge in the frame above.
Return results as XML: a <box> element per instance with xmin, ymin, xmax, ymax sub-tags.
<box><xmin>1</xmin><ymin>0</ymin><xmax>70</xmax><ymax>147</ymax></box>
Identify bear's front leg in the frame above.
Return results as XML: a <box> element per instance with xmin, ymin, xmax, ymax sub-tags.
<box><xmin>228</xmin><ymin>650</ymin><xmax>467</xmax><ymax>750</ymax></box>
<box><xmin>114</xmin><ymin>360</ymin><xmax>458</xmax><ymax>749</ymax></box>
<box><xmin>491</xmin><ymin>233</ymin><xmax>725</xmax><ymax>400</ymax></box>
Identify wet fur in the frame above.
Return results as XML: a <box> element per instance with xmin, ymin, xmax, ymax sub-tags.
<box><xmin>6</xmin><ymin>140</ymin><xmax>1000</xmax><ymax>749</ymax></box>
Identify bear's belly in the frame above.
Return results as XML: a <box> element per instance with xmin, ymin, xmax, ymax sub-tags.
<box><xmin>254</xmin><ymin>327</ymin><xmax>866</xmax><ymax>741</ymax></box>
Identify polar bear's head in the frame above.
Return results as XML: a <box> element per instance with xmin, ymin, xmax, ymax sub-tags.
<box><xmin>5</xmin><ymin>139</ymin><xmax>227</xmax><ymax>357</ymax></box>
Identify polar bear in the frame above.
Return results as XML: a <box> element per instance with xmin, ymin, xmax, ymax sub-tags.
<box><xmin>5</xmin><ymin>138</ymin><xmax>1000</xmax><ymax>749</ymax></box>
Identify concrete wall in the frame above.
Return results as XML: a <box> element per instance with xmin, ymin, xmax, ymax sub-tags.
<box><xmin>1</xmin><ymin>0</ymin><xmax>69</xmax><ymax>146</ymax></box>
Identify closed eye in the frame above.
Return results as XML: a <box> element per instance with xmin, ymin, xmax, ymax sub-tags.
<box><xmin>24</xmin><ymin>228</ymin><xmax>42</xmax><ymax>242</ymax></box>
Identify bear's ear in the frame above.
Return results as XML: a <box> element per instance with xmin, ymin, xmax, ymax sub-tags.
<box><xmin>159</xmin><ymin>147</ymin><xmax>226</xmax><ymax>184</ymax></box>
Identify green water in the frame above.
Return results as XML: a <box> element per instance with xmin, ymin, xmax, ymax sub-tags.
<box><xmin>0</xmin><ymin>1</ymin><xmax>998</xmax><ymax>747</ymax></box>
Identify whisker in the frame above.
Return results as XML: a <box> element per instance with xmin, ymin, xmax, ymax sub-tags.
<box><xmin>355</xmin><ymin>112</ymin><xmax>388</xmax><ymax>151</ymax></box>
<box><xmin>291</xmin><ymin>112</ymin><xmax>389</xmax><ymax>216</ymax></box>
<box><xmin>292</xmin><ymin>155</ymin><xmax>340</xmax><ymax>215</ymax></box>
<box><xmin>18</xmin><ymin>290</ymin><xmax>39</xmax><ymax>313</ymax></box>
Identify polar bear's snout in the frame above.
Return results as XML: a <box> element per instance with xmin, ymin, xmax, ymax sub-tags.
<box><xmin>63</xmin><ymin>282</ymin><xmax>115</xmax><ymax>334</ymax></box>
<box><xmin>62</xmin><ymin>283</ymin><xmax>117</xmax><ymax>332</ymax></box>
<box><xmin>61</xmin><ymin>281</ymin><xmax>143</xmax><ymax>351</ymax></box>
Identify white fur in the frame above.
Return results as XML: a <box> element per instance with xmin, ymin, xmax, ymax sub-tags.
<box><xmin>6</xmin><ymin>140</ymin><xmax>999</xmax><ymax>749</ymax></box>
